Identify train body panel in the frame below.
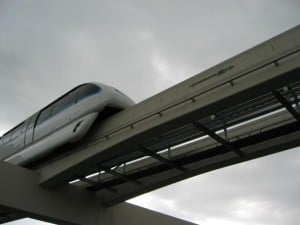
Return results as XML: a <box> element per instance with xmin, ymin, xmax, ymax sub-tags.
<box><xmin>5</xmin><ymin>112</ymin><xmax>99</xmax><ymax>165</ymax></box>
<box><xmin>0</xmin><ymin>83</ymin><xmax>134</xmax><ymax>166</ymax></box>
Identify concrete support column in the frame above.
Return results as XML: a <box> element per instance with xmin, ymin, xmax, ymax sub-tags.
<box><xmin>102</xmin><ymin>202</ymin><xmax>196</xmax><ymax>225</ymax></box>
<box><xmin>0</xmin><ymin>161</ymin><xmax>195</xmax><ymax>225</ymax></box>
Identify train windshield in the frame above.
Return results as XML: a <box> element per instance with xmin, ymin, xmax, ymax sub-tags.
<box><xmin>37</xmin><ymin>91</ymin><xmax>77</xmax><ymax>125</ymax></box>
<box><xmin>77</xmin><ymin>84</ymin><xmax>101</xmax><ymax>101</ymax></box>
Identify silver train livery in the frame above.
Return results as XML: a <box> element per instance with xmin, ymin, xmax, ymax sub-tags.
<box><xmin>0</xmin><ymin>83</ymin><xmax>135</xmax><ymax>166</ymax></box>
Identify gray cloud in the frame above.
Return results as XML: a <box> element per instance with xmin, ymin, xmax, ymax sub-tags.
<box><xmin>1</xmin><ymin>0</ymin><xmax>300</xmax><ymax>224</ymax></box>
<box><xmin>129</xmin><ymin>148</ymin><xmax>300</xmax><ymax>225</ymax></box>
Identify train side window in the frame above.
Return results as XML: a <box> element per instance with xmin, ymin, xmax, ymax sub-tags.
<box><xmin>37</xmin><ymin>105</ymin><xmax>54</xmax><ymax>125</ymax></box>
<box><xmin>52</xmin><ymin>92</ymin><xmax>76</xmax><ymax>115</ymax></box>
<box><xmin>11</xmin><ymin>123</ymin><xmax>24</xmax><ymax>140</ymax></box>
<box><xmin>77</xmin><ymin>84</ymin><xmax>101</xmax><ymax>101</ymax></box>
<box><xmin>2</xmin><ymin>133</ymin><xmax>11</xmax><ymax>144</ymax></box>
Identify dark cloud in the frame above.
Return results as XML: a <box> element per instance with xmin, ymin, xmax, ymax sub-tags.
<box><xmin>1</xmin><ymin>0</ymin><xmax>300</xmax><ymax>224</ymax></box>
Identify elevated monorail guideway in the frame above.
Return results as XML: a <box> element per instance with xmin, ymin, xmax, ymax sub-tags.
<box><xmin>37</xmin><ymin>26</ymin><xmax>300</xmax><ymax>206</ymax></box>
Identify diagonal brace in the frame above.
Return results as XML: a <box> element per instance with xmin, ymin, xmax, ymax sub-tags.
<box><xmin>193</xmin><ymin>122</ymin><xmax>244</xmax><ymax>157</ymax></box>
<box><xmin>99</xmin><ymin>166</ymin><xmax>143</xmax><ymax>186</ymax></box>
<box><xmin>79</xmin><ymin>177</ymin><xmax>117</xmax><ymax>193</ymax></box>
<box><xmin>272</xmin><ymin>90</ymin><xmax>300</xmax><ymax>122</ymax></box>
<box><xmin>137</xmin><ymin>145</ymin><xmax>188</xmax><ymax>173</ymax></box>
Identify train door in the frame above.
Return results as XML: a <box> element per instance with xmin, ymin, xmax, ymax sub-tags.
<box><xmin>24</xmin><ymin>113</ymin><xmax>39</xmax><ymax>146</ymax></box>
<box><xmin>34</xmin><ymin>105</ymin><xmax>55</xmax><ymax>141</ymax></box>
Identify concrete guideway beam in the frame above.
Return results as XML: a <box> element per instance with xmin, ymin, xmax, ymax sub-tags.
<box><xmin>0</xmin><ymin>161</ymin><xmax>196</xmax><ymax>225</ymax></box>
<box><xmin>0</xmin><ymin>161</ymin><xmax>99</xmax><ymax>225</ymax></box>
<box><xmin>38</xmin><ymin>26</ymin><xmax>300</xmax><ymax>187</ymax></box>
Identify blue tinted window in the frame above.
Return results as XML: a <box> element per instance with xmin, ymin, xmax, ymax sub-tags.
<box><xmin>52</xmin><ymin>92</ymin><xmax>76</xmax><ymax>115</ymax></box>
<box><xmin>37</xmin><ymin>105</ymin><xmax>54</xmax><ymax>125</ymax></box>
<box><xmin>37</xmin><ymin>90</ymin><xmax>77</xmax><ymax>125</ymax></box>
<box><xmin>11</xmin><ymin>122</ymin><xmax>25</xmax><ymax>140</ymax></box>
<box><xmin>78</xmin><ymin>84</ymin><xmax>101</xmax><ymax>101</ymax></box>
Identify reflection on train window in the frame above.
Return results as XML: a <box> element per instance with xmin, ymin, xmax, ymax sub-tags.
<box><xmin>78</xmin><ymin>84</ymin><xmax>101</xmax><ymax>101</ymax></box>
<box><xmin>37</xmin><ymin>90</ymin><xmax>78</xmax><ymax>125</ymax></box>
<box><xmin>3</xmin><ymin>133</ymin><xmax>11</xmax><ymax>144</ymax></box>
<box><xmin>52</xmin><ymin>92</ymin><xmax>76</xmax><ymax>115</ymax></box>
<box><xmin>36</xmin><ymin>84</ymin><xmax>101</xmax><ymax>125</ymax></box>
<box><xmin>37</xmin><ymin>105</ymin><xmax>54</xmax><ymax>125</ymax></box>
<box><xmin>10</xmin><ymin>123</ymin><xmax>25</xmax><ymax>140</ymax></box>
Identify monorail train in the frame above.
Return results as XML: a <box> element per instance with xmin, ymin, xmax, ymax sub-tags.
<box><xmin>0</xmin><ymin>83</ymin><xmax>135</xmax><ymax>166</ymax></box>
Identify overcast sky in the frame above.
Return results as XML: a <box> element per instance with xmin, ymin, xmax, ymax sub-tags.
<box><xmin>1</xmin><ymin>1</ymin><xmax>299</xmax><ymax>225</ymax></box>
